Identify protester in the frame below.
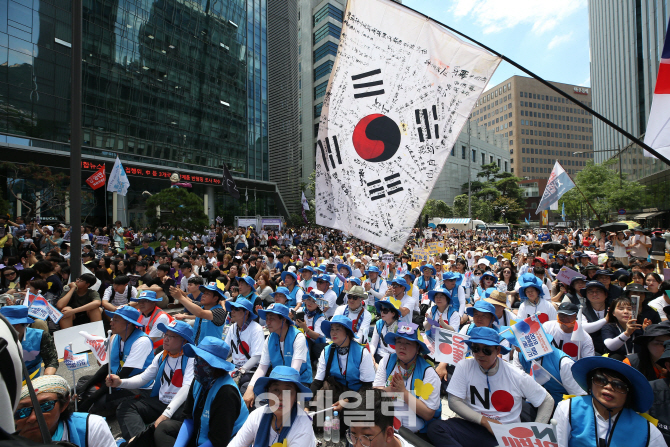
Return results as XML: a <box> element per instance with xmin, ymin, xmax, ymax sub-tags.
<box><xmin>542</xmin><ymin>302</ymin><xmax>595</xmax><ymax>360</ymax></box>
<box><xmin>173</xmin><ymin>282</ymin><xmax>226</xmax><ymax>345</ymax></box>
<box><xmin>132</xmin><ymin>290</ymin><xmax>173</xmax><ymax>352</ymax></box>
<box><xmin>332</xmin><ymin>285</ymin><xmax>372</xmax><ymax>344</ymax></box>
<box><xmin>370</xmin><ymin>298</ymin><xmax>401</xmax><ymax>365</ymax></box>
<box><xmin>625</xmin><ymin>323</ymin><xmax>670</xmax><ymax>380</ymax></box>
<box><xmin>649</xmin><ymin>340</ymin><xmax>670</xmax><ymax>445</ymax></box>
<box><xmin>56</xmin><ymin>274</ymin><xmax>103</xmax><ymax>328</ymax></box>
<box><xmin>223</xmin><ymin>298</ymin><xmax>264</xmax><ymax>394</ymax></box>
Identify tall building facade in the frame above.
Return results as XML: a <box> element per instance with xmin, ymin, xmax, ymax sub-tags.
<box><xmin>429</xmin><ymin>120</ymin><xmax>510</xmax><ymax>206</ymax></box>
<box><xmin>588</xmin><ymin>0</ymin><xmax>669</xmax><ymax>164</ymax></box>
<box><xmin>0</xmin><ymin>0</ymin><xmax>288</xmax><ymax>226</ymax></box>
<box><xmin>471</xmin><ymin>76</ymin><xmax>594</xmax><ymax>179</ymax></box>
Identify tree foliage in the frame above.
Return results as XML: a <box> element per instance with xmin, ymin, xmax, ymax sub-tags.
<box><xmin>453</xmin><ymin>194</ymin><xmax>494</xmax><ymax>222</ymax></box>
<box><xmin>419</xmin><ymin>199</ymin><xmax>453</xmax><ymax>225</ymax></box>
<box><xmin>145</xmin><ymin>188</ymin><xmax>209</xmax><ymax>237</ymax></box>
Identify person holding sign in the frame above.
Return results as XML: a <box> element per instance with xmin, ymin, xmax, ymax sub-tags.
<box><xmin>373</xmin><ymin>322</ymin><xmax>441</xmax><ymax>434</ymax></box>
<box><xmin>0</xmin><ymin>305</ymin><xmax>58</xmax><ymax>378</ymax></box>
<box><xmin>108</xmin><ymin>320</ymin><xmax>195</xmax><ymax>442</ymax></box>
<box><xmin>516</xmin><ymin>274</ymin><xmax>557</xmax><ymax>324</ymax></box>
<box><xmin>370</xmin><ymin>297</ymin><xmax>401</xmax><ymax>366</ymax></box>
<box><xmin>553</xmin><ymin>356</ymin><xmax>665</xmax><ymax>446</ymax></box>
<box><xmin>427</xmin><ymin>327</ymin><xmax>554</xmax><ymax>447</ymax></box>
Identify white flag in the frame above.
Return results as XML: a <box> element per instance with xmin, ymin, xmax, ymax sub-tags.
<box><xmin>79</xmin><ymin>331</ymin><xmax>109</xmax><ymax>365</ymax></box>
<box><xmin>314</xmin><ymin>0</ymin><xmax>500</xmax><ymax>253</ymax></box>
<box><xmin>107</xmin><ymin>157</ymin><xmax>130</xmax><ymax>196</ymax></box>
<box><xmin>571</xmin><ymin>306</ymin><xmax>588</xmax><ymax>343</ymax></box>
<box><xmin>301</xmin><ymin>192</ymin><xmax>310</xmax><ymax>211</ymax></box>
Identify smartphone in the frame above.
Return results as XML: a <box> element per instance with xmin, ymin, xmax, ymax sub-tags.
<box><xmin>630</xmin><ymin>295</ymin><xmax>640</xmax><ymax>320</ymax></box>
<box><xmin>296</xmin><ymin>312</ymin><xmax>305</xmax><ymax>322</ymax></box>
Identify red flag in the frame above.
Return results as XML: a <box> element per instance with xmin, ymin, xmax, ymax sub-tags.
<box><xmin>85</xmin><ymin>165</ymin><xmax>106</xmax><ymax>190</ymax></box>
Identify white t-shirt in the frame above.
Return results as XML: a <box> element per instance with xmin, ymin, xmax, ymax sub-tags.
<box><xmin>227</xmin><ymin>405</ymin><xmax>316</xmax><ymax>447</ymax></box>
<box><xmin>322</xmin><ymin>289</ymin><xmax>339</xmax><ymax>318</ymax></box>
<box><xmin>426</xmin><ymin>305</ymin><xmax>461</xmax><ymax>331</ymax></box>
<box><xmin>511</xmin><ymin>350</ymin><xmax>584</xmax><ymax>397</ymax></box>
<box><xmin>542</xmin><ymin>320</ymin><xmax>595</xmax><ymax>359</ymax></box>
<box><xmin>447</xmin><ymin>358</ymin><xmax>547</xmax><ymax>424</ymax></box>
<box><xmin>398</xmin><ymin>293</ymin><xmax>417</xmax><ymax>324</ymax></box>
<box><xmin>259</xmin><ymin>331</ymin><xmax>308</xmax><ymax>366</ymax></box>
<box><xmin>648</xmin><ymin>296</ymin><xmax>670</xmax><ymax>321</ymax></box>
<box><xmin>517</xmin><ymin>299</ymin><xmax>557</xmax><ymax>324</ymax></box>
<box><xmin>224</xmin><ymin>320</ymin><xmax>265</xmax><ymax>368</ymax></box>
<box><xmin>138</xmin><ymin>311</ymin><xmax>171</xmax><ymax>338</ymax></box>
<box><xmin>612</xmin><ymin>239</ymin><xmax>630</xmax><ymax>258</ymax></box>
<box><xmin>117</xmin><ymin>334</ymin><xmax>153</xmax><ymax>371</ymax></box>
<box><xmin>373</xmin><ymin>355</ymin><xmax>441</xmax><ymax>433</ymax></box>
<box><xmin>369</xmin><ymin>321</ymin><xmax>396</xmax><ymax>358</ymax></box>
<box><xmin>314</xmin><ymin>344</ymin><xmax>376</xmax><ymax>383</ymax></box>
<box><xmin>180</xmin><ymin>273</ymin><xmax>195</xmax><ymax>292</ymax></box>
<box><xmin>304</xmin><ymin>313</ymin><xmax>326</xmax><ymax>339</ymax></box>
<box><xmin>554</xmin><ymin>399</ymin><xmax>667</xmax><ymax>447</ymax></box>
<box><xmin>333</xmin><ymin>305</ymin><xmax>371</xmax><ymax>344</ymax></box>
<box><xmin>629</xmin><ymin>235</ymin><xmax>651</xmax><ymax>258</ymax></box>
<box><xmin>62</xmin><ymin>414</ymin><xmax>116</xmax><ymax>447</ymax></box>
<box><xmin>102</xmin><ymin>285</ymin><xmax>138</xmax><ymax>307</ymax></box>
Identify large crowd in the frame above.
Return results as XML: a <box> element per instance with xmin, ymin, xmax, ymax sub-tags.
<box><xmin>1</xmin><ymin>217</ymin><xmax>670</xmax><ymax>447</ymax></box>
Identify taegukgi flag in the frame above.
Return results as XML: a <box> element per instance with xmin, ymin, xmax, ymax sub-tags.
<box><xmin>535</xmin><ymin>161</ymin><xmax>574</xmax><ymax>214</ymax></box>
<box><xmin>314</xmin><ymin>0</ymin><xmax>500</xmax><ymax>253</ymax></box>
<box><xmin>644</xmin><ymin>16</ymin><xmax>670</xmax><ymax>158</ymax></box>
<box><xmin>64</xmin><ymin>346</ymin><xmax>90</xmax><ymax>370</ymax></box>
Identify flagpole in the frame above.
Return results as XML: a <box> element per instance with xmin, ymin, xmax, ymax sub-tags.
<box><xmin>69</xmin><ymin>343</ymin><xmax>78</xmax><ymax>411</ymax></box>
<box><xmin>394</xmin><ymin>1</ymin><xmax>670</xmax><ymax>167</ymax></box>
<box><xmin>107</xmin><ymin>330</ymin><xmax>112</xmax><ymax>395</ymax></box>
<box><xmin>104</xmin><ymin>167</ymin><xmax>108</xmax><ymax>229</ymax></box>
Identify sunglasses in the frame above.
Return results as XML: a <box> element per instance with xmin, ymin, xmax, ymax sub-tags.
<box><xmin>592</xmin><ymin>374</ymin><xmax>629</xmax><ymax>394</ymax></box>
<box><xmin>15</xmin><ymin>400</ymin><xmax>59</xmax><ymax>420</ymax></box>
<box><xmin>380</xmin><ymin>308</ymin><xmax>393</xmax><ymax>314</ymax></box>
<box><xmin>470</xmin><ymin>345</ymin><xmax>495</xmax><ymax>356</ymax></box>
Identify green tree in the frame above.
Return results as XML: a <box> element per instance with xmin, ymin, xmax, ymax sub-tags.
<box><xmin>452</xmin><ymin>194</ymin><xmax>494</xmax><ymax>222</ymax></box>
<box><xmin>419</xmin><ymin>199</ymin><xmax>452</xmax><ymax>225</ymax></box>
<box><xmin>145</xmin><ymin>188</ymin><xmax>209</xmax><ymax>237</ymax></box>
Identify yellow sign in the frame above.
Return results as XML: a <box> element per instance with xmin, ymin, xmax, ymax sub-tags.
<box><xmin>502</xmin><ymin>253</ymin><xmax>512</xmax><ymax>260</ymax></box>
<box><xmin>411</xmin><ymin>248</ymin><xmax>429</xmax><ymax>263</ymax></box>
<box><xmin>540</xmin><ymin>210</ymin><xmax>549</xmax><ymax>226</ymax></box>
<box><xmin>426</xmin><ymin>241</ymin><xmax>445</xmax><ymax>256</ymax></box>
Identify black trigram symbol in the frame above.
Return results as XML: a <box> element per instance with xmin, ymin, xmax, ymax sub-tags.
<box><xmin>352</xmin><ymin>69</ymin><xmax>385</xmax><ymax>99</ymax></box>
<box><xmin>317</xmin><ymin>136</ymin><xmax>342</xmax><ymax>172</ymax></box>
<box><xmin>367</xmin><ymin>173</ymin><xmax>403</xmax><ymax>201</ymax></box>
<box><xmin>415</xmin><ymin>105</ymin><xmax>439</xmax><ymax>142</ymax></box>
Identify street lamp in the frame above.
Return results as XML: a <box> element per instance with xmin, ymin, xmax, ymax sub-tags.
<box><xmin>573</xmin><ymin>146</ymin><xmax>623</xmax><ymax>188</ymax></box>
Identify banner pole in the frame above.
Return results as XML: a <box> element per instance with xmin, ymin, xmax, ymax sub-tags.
<box><xmin>69</xmin><ymin>343</ymin><xmax>78</xmax><ymax>412</ymax></box>
<box><xmin>107</xmin><ymin>330</ymin><xmax>112</xmax><ymax>395</ymax></box>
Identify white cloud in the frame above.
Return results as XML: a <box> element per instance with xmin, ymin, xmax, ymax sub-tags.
<box><xmin>450</xmin><ymin>0</ymin><xmax>587</xmax><ymax>34</ymax></box>
<box><xmin>579</xmin><ymin>75</ymin><xmax>590</xmax><ymax>87</ymax></box>
<box><xmin>548</xmin><ymin>32</ymin><xmax>573</xmax><ymax>50</ymax></box>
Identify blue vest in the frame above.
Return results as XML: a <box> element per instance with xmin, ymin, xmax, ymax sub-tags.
<box><xmin>285</xmin><ymin>286</ymin><xmax>301</xmax><ymax>308</ymax></box>
<box><xmin>375</xmin><ymin>320</ymin><xmax>394</xmax><ymax>353</ymax></box>
<box><xmin>193</xmin><ymin>375</ymin><xmax>248</xmax><ymax>446</ymax></box>
<box><xmin>441</xmin><ymin>287</ymin><xmax>461</xmax><ymax>314</ymax></box>
<box><xmin>568</xmin><ymin>395</ymin><xmax>649</xmax><ymax>447</ymax></box>
<box><xmin>417</xmin><ymin>276</ymin><xmax>436</xmax><ymax>291</ymax></box>
<box><xmin>518</xmin><ymin>346</ymin><xmax>569</xmax><ymax>406</ymax></box>
<box><xmin>430</xmin><ymin>305</ymin><xmax>457</xmax><ymax>328</ymax></box>
<box><xmin>194</xmin><ymin>303</ymin><xmax>224</xmax><ymax>345</ymax></box>
<box><xmin>151</xmin><ymin>354</ymin><xmax>190</xmax><ymax>398</ymax></box>
<box><xmin>333</xmin><ymin>278</ymin><xmax>345</xmax><ymax>297</ymax></box>
<box><xmin>110</xmin><ymin>329</ymin><xmax>154</xmax><ymax>382</ymax></box>
<box><xmin>324</xmin><ymin>341</ymin><xmax>365</xmax><ymax>391</ymax></box>
<box><xmin>307</xmin><ymin>313</ymin><xmax>327</xmax><ymax>344</ymax></box>
<box><xmin>63</xmin><ymin>413</ymin><xmax>89</xmax><ymax>447</ymax></box>
<box><xmin>268</xmin><ymin>325</ymin><xmax>312</xmax><ymax>383</ymax></box>
<box><xmin>23</xmin><ymin>328</ymin><xmax>43</xmax><ymax>379</ymax></box>
<box><xmin>384</xmin><ymin>354</ymin><xmax>442</xmax><ymax>433</ymax></box>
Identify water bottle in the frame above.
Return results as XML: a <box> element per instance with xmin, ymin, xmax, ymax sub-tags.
<box><xmin>331</xmin><ymin>411</ymin><xmax>340</xmax><ymax>444</ymax></box>
<box><xmin>323</xmin><ymin>416</ymin><xmax>332</xmax><ymax>442</ymax></box>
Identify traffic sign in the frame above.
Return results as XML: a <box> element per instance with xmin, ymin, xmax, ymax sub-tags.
<box><xmin>618</xmin><ymin>209</ymin><xmax>626</xmax><ymax>215</ymax></box>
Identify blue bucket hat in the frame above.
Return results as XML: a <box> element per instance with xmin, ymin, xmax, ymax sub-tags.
<box><xmin>374</xmin><ymin>298</ymin><xmax>401</xmax><ymax>318</ymax></box>
<box><xmin>365</xmin><ymin>266</ymin><xmax>381</xmax><ymax>275</ymax></box>
<box><xmin>384</xmin><ymin>322</ymin><xmax>429</xmax><ymax>355</ymax></box>
<box><xmin>314</xmin><ymin>264</ymin><xmax>326</xmax><ymax>273</ymax></box>
<box><xmin>157</xmin><ymin>320</ymin><xmax>195</xmax><ymax>344</ymax></box>
<box><xmin>257</xmin><ymin>303</ymin><xmax>294</xmax><ymax>325</ymax></box>
<box><xmin>315</xmin><ymin>274</ymin><xmax>332</xmax><ymax>285</ymax></box>
<box><xmin>304</xmin><ymin>290</ymin><xmax>328</xmax><ymax>310</ymax></box>
<box><xmin>442</xmin><ymin>271</ymin><xmax>460</xmax><ymax>281</ymax></box>
<box><xmin>463</xmin><ymin>326</ymin><xmax>510</xmax><ymax>354</ymax></box>
<box><xmin>253</xmin><ymin>365</ymin><xmax>313</xmax><ymax>401</ymax></box>
<box><xmin>337</xmin><ymin>263</ymin><xmax>353</xmax><ymax>276</ymax></box>
<box><xmin>237</xmin><ymin>276</ymin><xmax>257</xmax><ymax>288</ymax></box>
<box><xmin>480</xmin><ymin>271</ymin><xmax>497</xmax><ymax>283</ymax></box>
<box><xmin>0</xmin><ymin>305</ymin><xmax>34</xmax><ymax>325</ymax></box>
<box><xmin>271</xmin><ymin>286</ymin><xmax>290</xmax><ymax>300</ymax></box>
<box><xmin>402</xmin><ymin>271</ymin><xmax>416</xmax><ymax>283</ymax></box>
<box><xmin>428</xmin><ymin>287</ymin><xmax>452</xmax><ymax>303</ymax></box>
<box><xmin>421</xmin><ymin>264</ymin><xmax>437</xmax><ymax>276</ymax></box>
<box><xmin>183</xmin><ymin>337</ymin><xmax>235</xmax><ymax>372</ymax></box>
<box><xmin>347</xmin><ymin>276</ymin><xmax>361</xmax><ymax>286</ymax></box>
<box><xmin>280</xmin><ymin>271</ymin><xmax>298</xmax><ymax>283</ymax></box>
<box><xmin>299</xmin><ymin>266</ymin><xmax>315</xmax><ymax>274</ymax></box>
<box><xmin>225</xmin><ymin>298</ymin><xmax>258</xmax><ymax>320</ymax></box>
<box><xmin>104</xmin><ymin>305</ymin><xmax>144</xmax><ymax>326</ymax></box>
<box><xmin>465</xmin><ymin>301</ymin><xmax>499</xmax><ymax>324</ymax></box>
<box><xmin>571</xmin><ymin>356</ymin><xmax>654</xmax><ymax>413</ymax></box>
<box><xmin>518</xmin><ymin>274</ymin><xmax>545</xmax><ymax>300</ymax></box>
<box><xmin>390</xmin><ymin>277</ymin><xmax>410</xmax><ymax>292</ymax></box>
<box><xmin>321</xmin><ymin>315</ymin><xmax>355</xmax><ymax>339</ymax></box>
<box><xmin>130</xmin><ymin>290</ymin><xmax>161</xmax><ymax>302</ymax></box>
<box><xmin>199</xmin><ymin>282</ymin><xmax>225</xmax><ymax>299</ymax></box>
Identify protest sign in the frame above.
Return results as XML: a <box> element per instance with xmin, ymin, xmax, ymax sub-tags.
<box><xmin>426</xmin><ymin>241</ymin><xmax>445</xmax><ymax>256</ymax></box>
<box><xmin>64</xmin><ymin>346</ymin><xmax>90</xmax><ymax>370</ymax></box>
<box><xmin>79</xmin><ymin>331</ymin><xmax>110</xmax><ymax>365</ymax></box>
<box><xmin>556</xmin><ymin>267</ymin><xmax>585</xmax><ymax>285</ymax></box>
<box><xmin>381</xmin><ymin>253</ymin><xmax>395</xmax><ymax>264</ymax></box>
<box><xmin>53</xmin><ymin>321</ymin><xmax>104</xmax><ymax>359</ymax></box>
<box><xmin>63</xmin><ymin>230</ymin><xmax>71</xmax><ymax>242</ymax></box>
<box><xmin>519</xmin><ymin>245</ymin><xmax>529</xmax><ymax>254</ymax></box>
<box><xmin>28</xmin><ymin>295</ymin><xmax>63</xmax><ymax>323</ymax></box>
<box><xmin>510</xmin><ymin>315</ymin><xmax>553</xmax><ymax>362</ymax></box>
<box><xmin>491</xmin><ymin>422</ymin><xmax>558</xmax><ymax>447</ymax></box>
<box><xmin>411</xmin><ymin>248</ymin><xmax>429</xmax><ymax>263</ymax></box>
<box><xmin>95</xmin><ymin>236</ymin><xmax>109</xmax><ymax>245</ymax></box>
<box><xmin>434</xmin><ymin>328</ymin><xmax>469</xmax><ymax>364</ymax></box>
<box><xmin>502</xmin><ymin>253</ymin><xmax>512</xmax><ymax>260</ymax></box>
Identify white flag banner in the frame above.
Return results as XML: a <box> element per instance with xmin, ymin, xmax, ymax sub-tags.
<box><xmin>79</xmin><ymin>331</ymin><xmax>109</xmax><ymax>365</ymax></box>
<box><xmin>315</xmin><ymin>0</ymin><xmax>501</xmax><ymax>252</ymax></box>
<box><xmin>301</xmin><ymin>192</ymin><xmax>310</xmax><ymax>211</ymax></box>
<box><xmin>107</xmin><ymin>157</ymin><xmax>130</xmax><ymax>196</ymax></box>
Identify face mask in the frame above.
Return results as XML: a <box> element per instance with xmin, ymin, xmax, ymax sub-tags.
<box><xmin>473</xmin><ymin>276</ymin><xmax>481</xmax><ymax>283</ymax></box>
<box><xmin>19</xmin><ymin>237</ymin><xmax>24</xmax><ymax>242</ymax></box>
<box><xmin>194</xmin><ymin>356</ymin><xmax>215</xmax><ymax>383</ymax></box>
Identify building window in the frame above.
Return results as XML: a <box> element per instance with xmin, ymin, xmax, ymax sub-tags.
<box><xmin>504</xmin><ymin>161</ymin><xmax>508</xmax><ymax>171</ymax></box>
<box><xmin>451</xmin><ymin>146</ymin><xmax>455</xmax><ymax>156</ymax></box>
<box><xmin>314</xmin><ymin>80</ymin><xmax>328</xmax><ymax>99</ymax></box>
<box><xmin>462</xmin><ymin>145</ymin><xmax>466</xmax><ymax>159</ymax></box>
<box><xmin>314</xmin><ymin>60</ymin><xmax>334</xmax><ymax>81</ymax></box>
<box><xmin>313</xmin><ymin>41</ymin><xmax>338</xmax><ymax>62</ymax></box>
<box><xmin>472</xmin><ymin>149</ymin><xmax>476</xmax><ymax>162</ymax></box>
<box><xmin>314</xmin><ymin>22</ymin><xmax>342</xmax><ymax>44</ymax></box>
<box><xmin>313</xmin><ymin>3</ymin><xmax>344</xmax><ymax>26</ymax></box>
<box><xmin>481</xmin><ymin>153</ymin><xmax>485</xmax><ymax>165</ymax></box>
<box><xmin>314</xmin><ymin>103</ymin><xmax>323</xmax><ymax>118</ymax></box>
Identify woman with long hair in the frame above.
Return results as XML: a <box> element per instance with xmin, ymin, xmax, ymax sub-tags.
<box><xmin>624</xmin><ymin>324</ymin><xmax>670</xmax><ymax>380</ymax></box>
<box><xmin>631</xmin><ymin>270</ymin><xmax>646</xmax><ymax>285</ymax></box>
<box><xmin>646</xmin><ymin>272</ymin><xmax>663</xmax><ymax>300</ymax></box>
<box><xmin>602</xmin><ymin>296</ymin><xmax>647</xmax><ymax>360</ymax></box>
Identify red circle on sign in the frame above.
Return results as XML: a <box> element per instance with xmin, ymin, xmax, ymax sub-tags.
<box><xmin>509</xmin><ymin>427</ymin><xmax>534</xmax><ymax>438</ymax></box>
<box><xmin>537</xmin><ymin>313</ymin><xmax>549</xmax><ymax>324</ymax></box>
<box><xmin>439</xmin><ymin>343</ymin><xmax>453</xmax><ymax>355</ymax></box>
<box><xmin>563</xmin><ymin>342</ymin><xmax>578</xmax><ymax>358</ymax></box>
<box><xmin>491</xmin><ymin>390</ymin><xmax>514</xmax><ymax>412</ymax></box>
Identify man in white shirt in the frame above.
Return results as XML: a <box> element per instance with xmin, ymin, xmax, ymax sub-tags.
<box><xmin>629</xmin><ymin>228</ymin><xmax>651</xmax><ymax>260</ymax></box>
<box><xmin>108</xmin><ymin>320</ymin><xmax>195</xmax><ymax>442</ymax></box>
<box><xmin>386</xmin><ymin>277</ymin><xmax>416</xmax><ymax>325</ymax></box>
<box><xmin>333</xmin><ymin>286</ymin><xmax>372</xmax><ymax>344</ymax></box>
<box><xmin>315</xmin><ymin>274</ymin><xmax>339</xmax><ymax>318</ymax></box>
<box><xmin>542</xmin><ymin>302</ymin><xmax>595</xmax><ymax>359</ymax></box>
<box><xmin>179</xmin><ymin>262</ymin><xmax>196</xmax><ymax>292</ymax></box>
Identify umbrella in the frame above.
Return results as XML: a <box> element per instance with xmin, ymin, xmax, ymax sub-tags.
<box><xmin>598</xmin><ymin>222</ymin><xmax>629</xmax><ymax>232</ymax></box>
<box><xmin>618</xmin><ymin>220</ymin><xmax>640</xmax><ymax>229</ymax></box>
<box><xmin>541</xmin><ymin>242</ymin><xmax>565</xmax><ymax>252</ymax></box>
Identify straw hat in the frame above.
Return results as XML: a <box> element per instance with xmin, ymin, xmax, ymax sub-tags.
<box><xmin>484</xmin><ymin>290</ymin><xmax>510</xmax><ymax>309</ymax></box>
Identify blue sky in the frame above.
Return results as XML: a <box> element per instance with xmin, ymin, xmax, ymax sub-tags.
<box><xmin>403</xmin><ymin>0</ymin><xmax>591</xmax><ymax>91</ymax></box>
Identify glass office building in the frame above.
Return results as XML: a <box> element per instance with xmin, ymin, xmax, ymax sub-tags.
<box><xmin>0</xmin><ymin>0</ymin><xmax>285</xmax><ymax>226</ymax></box>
